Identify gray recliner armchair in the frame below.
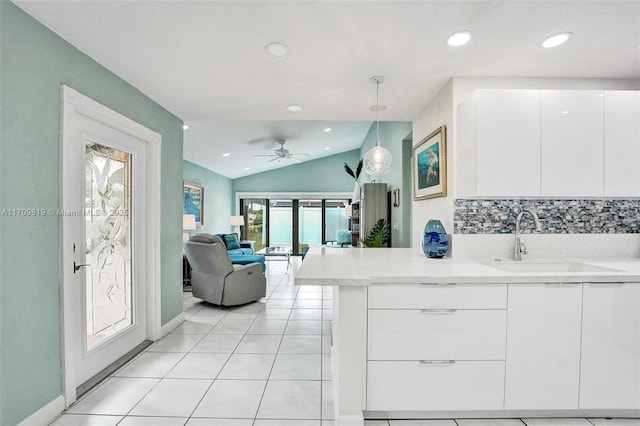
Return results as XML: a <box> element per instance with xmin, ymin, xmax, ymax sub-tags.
<box><xmin>185</xmin><ymin>238</ymin><xmax>266</xmax><ymax>306</ymax></box>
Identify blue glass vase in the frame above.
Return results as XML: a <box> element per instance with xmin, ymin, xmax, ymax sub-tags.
<box><xmin>422</xmin><ymin>219</ymin><xmax>449</xmax><ymax>258</ymax></box>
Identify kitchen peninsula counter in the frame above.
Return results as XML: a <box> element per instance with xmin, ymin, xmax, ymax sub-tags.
<box><xmin>295</xmin><ymin>247</ymin><xmax>640</xmax><ymax>426</ymax></box>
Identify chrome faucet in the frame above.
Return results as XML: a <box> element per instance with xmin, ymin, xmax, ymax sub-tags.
<box><xmin>514</xmin><ymin>207</ymin><xmax>543</xmax><ymax>261</ymax></box>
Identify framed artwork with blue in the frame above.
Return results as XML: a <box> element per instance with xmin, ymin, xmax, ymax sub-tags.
<box><xmin>183</xmin><ymin>181</ymin><xmax>204</xmax><ymax>225</ymax></box>
<box><xmin>412</xmin><ymin>125</ymin><xmax>447</xmax><ymax>200</ymax></box>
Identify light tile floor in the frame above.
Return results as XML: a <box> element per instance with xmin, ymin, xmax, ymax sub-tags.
<box><xmin>51</xmin><ymin>257</ymin><xmax>639</xmax><ymax>426</ymax></box>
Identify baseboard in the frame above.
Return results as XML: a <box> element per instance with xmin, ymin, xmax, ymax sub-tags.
<box><xmin>160</xmin><ymin>312</ymin><xmax>185</xmax><ymax>337</ymax></box>
<box><xmin>17</xmin><ymin>395</ymin><xmax>65</xmax><ymax>426</ymax></box>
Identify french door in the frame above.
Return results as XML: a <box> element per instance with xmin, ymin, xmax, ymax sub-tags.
<box><xmin>61</xmin><ymin>86</ymin><xmax>161</xmax><ymax>406</ymax></box>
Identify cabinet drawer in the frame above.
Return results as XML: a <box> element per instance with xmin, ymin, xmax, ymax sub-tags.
<box><xmin>368</xmin><ymin>309</ymin><xmax>507</xmax><ymax>360</ymax></box>
<box><xmin>368</xmin><ymin>284</ymin><xmax>507</xmax><ymax>309</ymax></box>
<box><xmin>367</xmin><ymin>360</ymin><xmax>505</xmax><ymax>411</ymax></box>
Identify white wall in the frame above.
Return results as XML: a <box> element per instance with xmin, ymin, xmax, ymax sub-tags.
<box><xmin>411</xmin><ymin>77</ymin><xmax>640</xmax><ymax>259</ymax></box>
<box><xmin>411</xmin><ymin>79</ymin><xmax>454</xmax><ymax>251</ymax></box>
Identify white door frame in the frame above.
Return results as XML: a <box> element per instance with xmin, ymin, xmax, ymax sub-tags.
<box><xmin>59</xmin><ymin>85</ymin><xmax>162</xmax><ymax>407</ymax></box>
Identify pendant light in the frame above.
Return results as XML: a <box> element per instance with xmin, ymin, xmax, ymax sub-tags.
<box><xmin>363</xmin><ymin>76</ymin><xmax>392</xmax><ymax>175</ymax></box>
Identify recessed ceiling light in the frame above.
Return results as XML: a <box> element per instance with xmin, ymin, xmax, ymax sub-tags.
<box><xmin>562</xmin><ymin>110</ymin><xmax>569</xmax><ymax>114</ymax></box>
<box><xmin>222</xmin><ymin>153</ymin><xmax>231</xmax><ymax>157</ymax></box>
<box><xmin>324</xmin><ymin>127</ymin><xmax>332</xmax><ymax>132</ymax></box>
<box><xmin>325</xmin><ymin>147</ymin><xmax>332</xmax><ymax>151</ymax></box>
<box><xmin>286</xmin><ymin>104</ymin><xmax>303</xmax><ymax>112</ymax></box>
<box><xmin>447</xmin><ymin>31</ymin><xmax>472</xmax><ymax>47</ymax></box>
<box><xmin>265</xmin><ymin>42</ymin><xmax>290</xmax><ymax>58</ymax></box>
<box><xmin>244</xmin><ymin>167</ymin><xmax>250</xmax><ymax>171</ymax></box>
<box><xmin>370</xmin><ymin>104</ymin><xmax>386</xmax><ymax>112</ymax></box>
<box><xmin>542</xmin><ymin>32</ymin><xmax>572</xmax><ymax>48</ymax></box>
<box><xmin>182</xmin><ymin>124</ymin><xmax>189</xmax><ymax>130</ymax></box>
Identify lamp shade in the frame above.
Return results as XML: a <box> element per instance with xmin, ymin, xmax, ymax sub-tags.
<box><xmin>183</xmin><ymin>214</ymin><xmax>197</xmax><ymax>231</ymax></box>
<box><xmin>230</xmin><ymin>215</ymin><xmax>245</xmax><ymax>226</ymax></box>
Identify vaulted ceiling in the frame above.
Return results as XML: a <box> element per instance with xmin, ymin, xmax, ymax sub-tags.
<box><xmin>14</xmin><ymin>1</ymin><xmax>640</xmax><ymax>178</ymax></box>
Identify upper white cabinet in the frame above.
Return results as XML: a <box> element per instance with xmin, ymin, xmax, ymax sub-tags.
<box><xmin>476</xmin><ymin>90</ymin><xmax>541</xmax><ymax>197</ymax></box>
<box><xmin>604</xmin><ymin>91</ymin><xmax>640</xmax><ymax>196</ymax></box>
<box><xmin>541</xmin><ymin>91</ymin><xmax>604</xmax><ymax>196</ymax></box>
<box><xmin>580</xmin><ymin>283</ymin><xmax>640</xmax><ymax>409</ymax></box>
<box><xmin>458</xmin><ymin>89</ymin><xmax>639</xmax><ymax>197</ymax></box>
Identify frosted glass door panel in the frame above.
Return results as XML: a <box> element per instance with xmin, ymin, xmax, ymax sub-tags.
<box><xmin>85</xmin><ymin>141</ymin><xmax>133</xmax><ymax>350</ymax></box>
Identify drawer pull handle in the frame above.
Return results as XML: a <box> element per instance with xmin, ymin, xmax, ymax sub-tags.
<box><xmin>587</xmin><ymin>282</ymin><xmax>625</xmax><ymax>287</ymax></box>
<box><xmin>420</xmin><ymin>283</ymin><xmax>456</xmax><ymax>286</ymax></box>
<box><xmin>420</xmin><ymin>309</ymin><xmax>457</xmax><ymax>313</ymax></box>
<box><xmin>420</xmin><ymin>360</ymin><xmax>456</xmax><ymax>365</ymax></box>
<box><xmin>544</xmin><ymin>283</ymin><xmax>580</xmax><ymax>287</ymax></box>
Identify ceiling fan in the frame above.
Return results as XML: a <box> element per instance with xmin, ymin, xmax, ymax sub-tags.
<box><xmin>253</xmin><ymin>139</ymin><xmax>310</xmax><ymax>162</ymax></box>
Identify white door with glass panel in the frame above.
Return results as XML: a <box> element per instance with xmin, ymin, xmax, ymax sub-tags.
<box><xmin>61</xmin><ymin>86</ymin><xmax>161</xmax><ymax>405</ymax></box>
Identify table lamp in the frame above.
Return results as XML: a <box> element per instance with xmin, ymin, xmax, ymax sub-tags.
<box><xmin>230</xmin><ymin>215</ymin><xmax>245</xmax><ymax>238</ymax></box>
<box><xmin>183</xmin><ymin>214</ymin><xmax>196</xmax><ymax>243</ymax></box>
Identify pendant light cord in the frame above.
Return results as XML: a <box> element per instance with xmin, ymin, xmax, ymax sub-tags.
<box><xmin>375</xmin><ymin>80</ymin><xmax>380</xmax><ymax>146</ymax></box>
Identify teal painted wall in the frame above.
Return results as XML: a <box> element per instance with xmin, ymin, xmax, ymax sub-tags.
<box><xmin>183</xmin><ymin>160</ymin><xmax>233</xmax><ymax>235</ymax></box>
<box><xmin>359</xmin><ymin>121</ymin><xmax>413</xmax><ymax>247</ymax></box>
<box><xmin>0</xmin><ymin>3</ymin><xmax>184</xmax><ymax>424</ymax></box>
<box><xmin>232</xmin><ymin>149</ymin><xmax>361</xmax><ymax>203</ymax></box>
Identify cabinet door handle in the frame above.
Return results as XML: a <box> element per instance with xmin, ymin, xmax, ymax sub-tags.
<box><xmin>420</xmin><ymin>283</ymin><xmax>456</xmax><ymax>286</ymax></box>
<box><xmin>419</xmin><ymin>360</ymin><xmax>456</xmax><ymax>365</ymax></box>
<box><xmin>544</xmin><ymin>282</ymin><xmax>581</xmax><ymax>287</ymax></box>
<box><xmin>420</xmin><ymin>309</ymin><xmax>457</xmax><ymax>313</ymax></box>
<box><xmin>586</xmin><ymin>282</ymin><xmax>625</xmax><ymax>287</ymax></box>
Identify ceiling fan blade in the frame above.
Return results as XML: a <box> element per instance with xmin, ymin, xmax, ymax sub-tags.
<box><xmin>252</xmin><ymin>154</ymin><xmax>277</xmax><ymax>157</ymax></box>
<box><xmin>268</xmin><ymin>157</ymin><xmax>281</xmax><ymax>163</ymax></box>
<box><xmin>289</xmin><ymin>153</ymin><xmax>310</xmax><ymax>157</ymax></box>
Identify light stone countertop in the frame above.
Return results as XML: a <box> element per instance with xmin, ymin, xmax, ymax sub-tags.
<box><xmin>294</xmin><ymin>247</ymin><xmax>640</xmax><ymax>286</ymax></box>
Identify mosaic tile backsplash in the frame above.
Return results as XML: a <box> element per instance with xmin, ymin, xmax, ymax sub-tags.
<box><xmin>454</xmin><ymin>199</ymin><xmax>640</xmax><ymax>234</ymax></box>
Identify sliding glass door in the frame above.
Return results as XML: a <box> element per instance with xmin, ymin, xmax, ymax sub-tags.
<box><xmin>325</xmin><ymin>200</ymin><xmax>350</xmax><ymax>245</ymax></box>
<box><xmin>241</xmin><ymin>199</ymin><xmax>267</xmax><ymax>252</ymax></box>
<box><xmin>269</xmin><ymin>200</ymin><xmax>292</xmax><ymax>249</ymax></box>
<box><xmin>298</xmin><ymin>200</ymin><xmax>322</xmax><ymax>255</ymax></box>
<box><xmin>240</xmin><ymin>196</ymin><xmax>350</xmax><ymax>254</ymax></box>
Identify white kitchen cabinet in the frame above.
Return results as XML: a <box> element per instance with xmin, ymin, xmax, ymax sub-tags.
<box><xmin>366</xmin><ymin>283</ymin><xmax>508</xmax><ymax>412</ymax></box>
<box><xmin>367</xmin><ymin>360</ymin><xmax>505</xmax><ymax>411</ymax></box>
<box><xmin>541</xmin><ymin>90</ymin><xmax>604</xmax><ymax>196</ymax></box>
<box><xmin>475</xmin><ymin>90</ymin><xmax>541</xmax><ymax>196</ymax></box>
<box><xmin>604</xmin><ymin>91</ymin><xmax>640</xmax><ymax>196</ymax></box>
<box><xmin>504</xmin><ymin>283</ymin><xmax>582</xmax><ymax>410</ymax></box>
<box><xmin>368</xmin><ymin>283</ymin><xmax>507</xmax><ymax>309</ymax></box>
<box><xmin>368</xmin><ymin>309</ymin><xmax>506</xmax><ymax>361</ymax></box>
<box><xmin>580</xmin><ymin>283</ymin><xmax>640</xmax><ymax>409</ymax></box>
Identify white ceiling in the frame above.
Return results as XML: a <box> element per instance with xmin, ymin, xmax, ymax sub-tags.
<box><xmin>14</xmin><ymin>0</ymin><xmax>640</xmax><ymax>178</ymax></box>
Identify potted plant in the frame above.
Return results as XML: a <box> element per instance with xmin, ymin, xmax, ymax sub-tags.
<box><xmin>344</xmin><ymin>159</ymin><xmax>363</xmax><ymax>201</ymax></box>
<box><xmin>363</xmin><ymin>218</ymin><xmax>390</xmax><ymax>248</ymax></box>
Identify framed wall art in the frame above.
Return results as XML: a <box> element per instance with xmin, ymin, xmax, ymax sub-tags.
<box><xmin>412</xmin><ymin>125</ymin><xmax>447</xmax><ymax>200</ymax></box>
<box><xmin>183</xmin><ymin>180</ymin><xmax>204</xmax><ymax>225</ymax></box>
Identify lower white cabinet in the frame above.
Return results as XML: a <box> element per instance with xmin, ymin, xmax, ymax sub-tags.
<box><xmin>368</xmin><ymin>309</ymin><xmax>506</xmax><ymax>361</ymax></box>
<box><xmin>367</xmin><ymin>360</ymin><xmax>505</xmax><ymax>411</ymax></box>
<box><xmin>504</xmin><ymin>283</ymin><xmax>582</xmax><ymax>409</ymax></box>
<box><xmin>580</xmin><ymin>283</ymin><xmax>640</xmax><ymax>409</ymax></box>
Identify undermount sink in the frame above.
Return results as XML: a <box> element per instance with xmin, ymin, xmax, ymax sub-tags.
<box><xmin>483</xmin><ymin>261</ymin><xmax>621</xmax><ymax>274</ymax></box>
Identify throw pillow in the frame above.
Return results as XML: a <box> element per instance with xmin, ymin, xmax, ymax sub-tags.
<box><xmin>223</xmin><ymin>233</ymin><xmax>241</xmax><ymax>250</ymax></box>
<box><xmin>189</xmin><ymin>233</ymin><xmax>218</xmax><ymax>244</ymax></box>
